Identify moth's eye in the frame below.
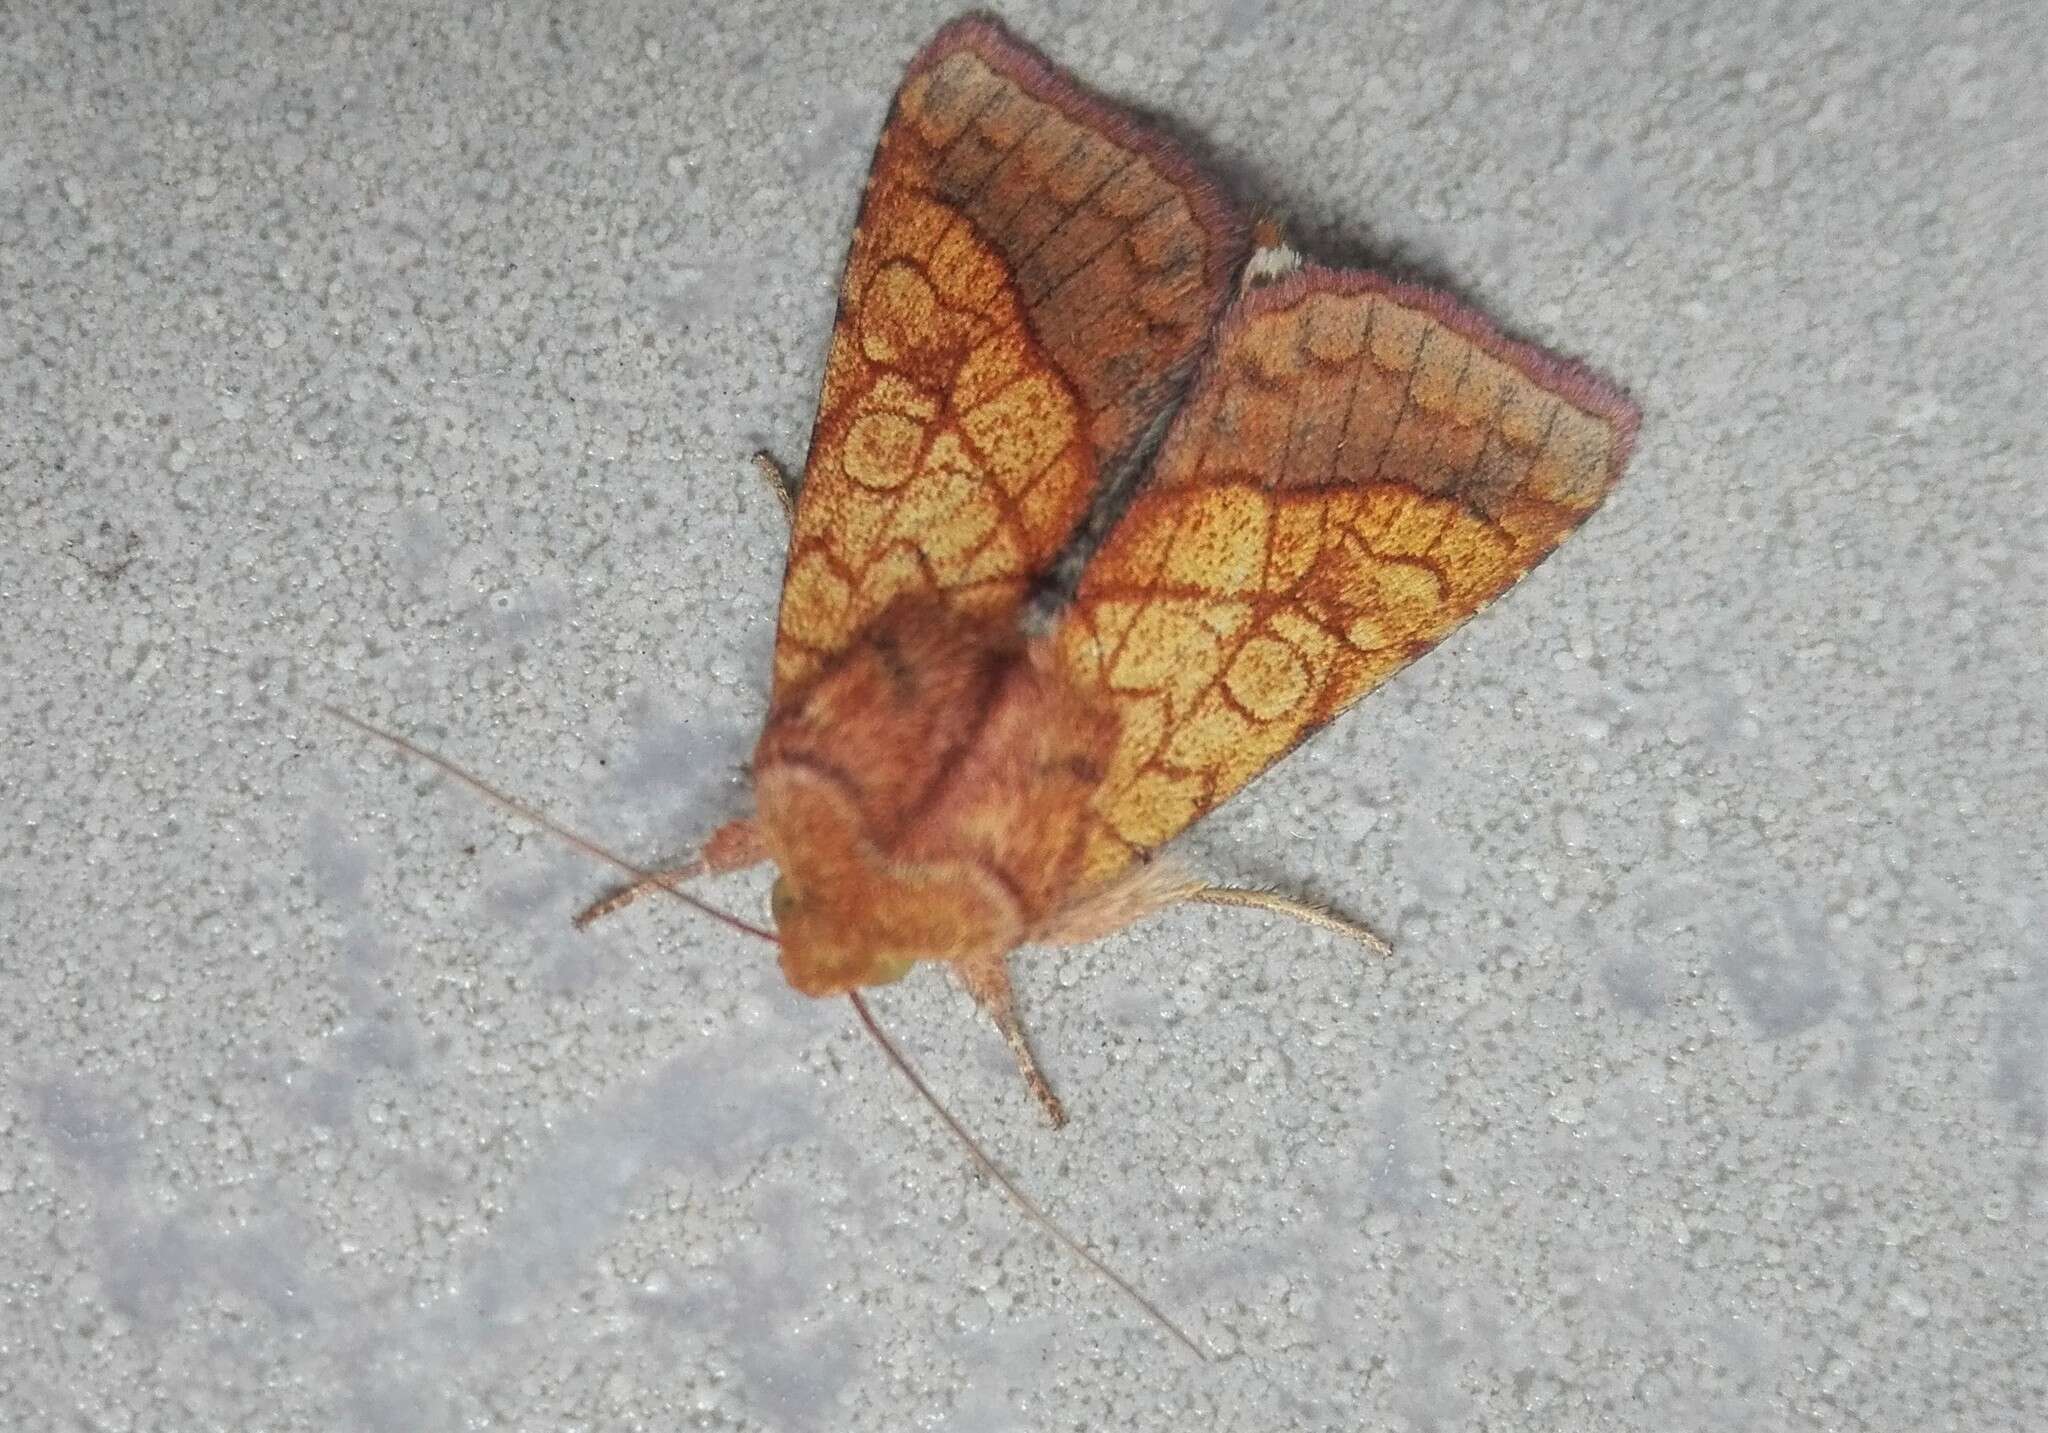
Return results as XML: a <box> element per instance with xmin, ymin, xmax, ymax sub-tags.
<box><xmin>867</xmin><ymin>953</ymin><xmax>914</xmax><ymax>986</ymax></box>
<box><xmin>769</xmin><ymin>876</ymin><xmax>798</xmax><ymax>927</ymax></box>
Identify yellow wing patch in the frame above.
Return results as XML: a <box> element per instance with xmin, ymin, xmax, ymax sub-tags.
<box><xmin>772</xmin><ymin>19</ymin><xmax>1246</xmax><ymax>696</ymax></box>
<box><xmin>1055</xmin><ymin>268</ymin><xmax>1639</xmax><ymax>880</ymax></box>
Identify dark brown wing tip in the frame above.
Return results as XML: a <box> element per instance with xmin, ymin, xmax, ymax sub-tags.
<box><xmin>902</xmin><ymin>13</ymin><xmax>1251</xmax><ymax>297</ymax></box>
<box><xmin>1237</xmin><ymin>262</ymin><xmax>1643</xmax><ymax>482</ymax></box>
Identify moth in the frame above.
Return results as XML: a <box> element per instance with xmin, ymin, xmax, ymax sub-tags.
<box><xmin>566</xmin><ymin>14</ymin><xmax>1640</xmax><ymax>1128</ymax></box>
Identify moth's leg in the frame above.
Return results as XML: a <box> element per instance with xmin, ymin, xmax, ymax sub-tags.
<box><xmin>1185</xmin><ymin>886</ymin><xmax>1394</xmax><ymax>958</ymax></box>
<box><xmin>585</xmin><ymin>450</ymin><xmax>786</xmax><ymax>934</ymax></box>
<box><xmin>752</xmin><ymin>451</ymin><xmax>796</xmax><ymax>524</ymax></box>
<box><xmin>1035</xmin><ymin>863</ymin><xmax>1393</xmax><ymax>959</ymax></box>
<box><xmin>1031</xmin><ymin>862</ymin><xmax>1206</xmax><ymax>945</ymax></box>
<box><xmin>572</xmin><ymin>817</ymin><xmax>770</xmax><ymax>929</ymax></box>
<box><xmin>953</xmin><ymin>949</ymin><xmax>1068</xmax><ymax>1129</ymax></box>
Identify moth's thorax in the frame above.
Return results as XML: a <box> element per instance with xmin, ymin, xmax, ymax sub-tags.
<box><xmin>752</xmin><ymin>598</ymin><xmax>1118</xmax><ymax>995</ymax></box>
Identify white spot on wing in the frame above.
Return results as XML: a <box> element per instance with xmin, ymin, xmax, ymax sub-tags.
<box><xmin>1242</xmin><ymin>242</ymin><xmax>1304</xmax><ymax>289</ymax></box>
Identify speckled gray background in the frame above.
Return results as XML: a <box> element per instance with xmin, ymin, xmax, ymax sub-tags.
<box><xmin>5</xmin><ymin>1</ymin><xmax>2043</xmax><ymax>1428</ymax></box>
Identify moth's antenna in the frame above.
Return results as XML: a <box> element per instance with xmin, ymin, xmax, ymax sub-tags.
<box><xmin>847</xmin><ymin>990</ymin><xmax>1208</xmax><ymax>1361</ymax></box>
<box><xmin>322</xmin><ymin>704</ymin><xmax>1206</xmax><ymax>1358</ymax></box>
<box><xmin>320</xmin><ymin>706</ymin><xmax>773</xmax><ymax>943</ymax></box>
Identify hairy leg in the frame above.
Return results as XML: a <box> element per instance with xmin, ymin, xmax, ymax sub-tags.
<box><xmin>1035</xmin><ymin>861</ymin><xmax>1393</xmax><ymax>958</ymax></box>
<box><xmin>572</xmin><ymin>817</ymin><xmax>769</xmax><ymax>928</ymax></box>
<box><xmin>953</xmin><ymin>949</ymin><xmax>1068</xmax><ymax>1129</ymax></box>
<box><xmin>1185</xmin><ymin>886</ymin><xmax>1393</xmax><ymax>958</ymax></box>
<box><xmin>579</xmin><ymin>450</ymin><xmax>792</xmax><ymax>931</ymax></box>
<box><xmin>753</xmin><ymin>450</ymin><xmax>796</xmax><ymax>523</ymax></box>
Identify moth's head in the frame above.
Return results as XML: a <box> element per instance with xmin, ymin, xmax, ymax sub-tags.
<box><xmin>767</xmin><ymin>874</ymin><xmax>914</xmax><ymax>995</ymax></box>
<box><xmin>754</xmin><ymin>760</ymin><xmax>1022</xmax><ymax>997</ymax></box>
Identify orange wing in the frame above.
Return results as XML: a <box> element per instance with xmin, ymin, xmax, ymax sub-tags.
<box><xmin>772</xmin><ymin>17</ymin><xmax>1247</xmax><ymax>695</ymax></box>
<box><xmin>1052</xmin><ymin>264</ymin><xmax>1640</xmax><ymax>881</ymax></box>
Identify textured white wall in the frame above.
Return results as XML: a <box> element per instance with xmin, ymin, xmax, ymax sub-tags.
<box><xmin>4</xmin><ymin>1</ymin><xmax>2042</xmax><ymax>1428</ymax></box>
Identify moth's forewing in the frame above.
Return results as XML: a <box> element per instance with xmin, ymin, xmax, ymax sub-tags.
<box><xmin>770</xmin><ymin>16</ymin><xmax>1248</xmax><ymax>697</ymax></box>
<box><xmin>1054</xmin><ymin>267</ymin><xmax>1639</xmax><ymax>879</ymax></box>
